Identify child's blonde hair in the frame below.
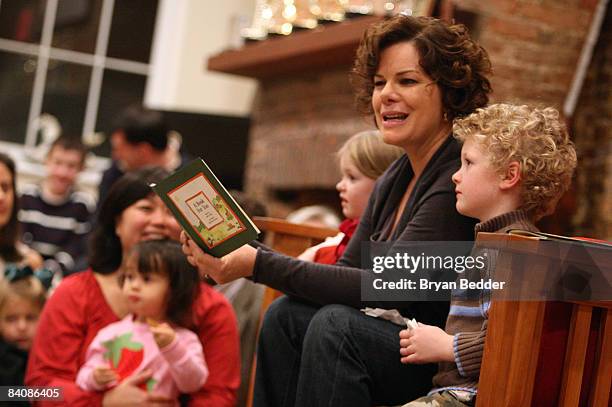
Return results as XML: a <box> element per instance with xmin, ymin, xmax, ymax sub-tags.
<box><xmin>337</xmin><ymin>130</ymin><xmax>404</xmax><ymax>180</ymax></box>
<box><xmin>0</xmin><ymin>276</ymin><xmax>46</xmax><ymax>316</ymax></box>
<box><xmin>453</xmin><ymin>103</ymin><xmax>577</xmax><ymax>220</ymax></box>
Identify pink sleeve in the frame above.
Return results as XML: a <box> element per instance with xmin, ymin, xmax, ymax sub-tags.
<box><xmin>75</xmin><ymin>332</ymin><xmax>114</xmax><ymax>392</ymax></box>
<box><xmin>25</xmin><ymin>277</ymin><xmax>104</xmax><ymax>407</ymax></box>
<box><xmin>161</xmin><ymin>330</ymin><xmax>209</xmax><ymax>393</ymax></box>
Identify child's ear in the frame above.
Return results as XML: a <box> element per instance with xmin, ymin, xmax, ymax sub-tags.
<box><xmin>499</xmin><ymin>161</ymin><xmax>521</xmax><ymax>190</ymax></box>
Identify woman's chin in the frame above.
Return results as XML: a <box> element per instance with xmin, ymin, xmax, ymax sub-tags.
<box><xmin>381</xmin><ymin>131</ymin><xmax>407</xmax><ymax>149</ymax></box>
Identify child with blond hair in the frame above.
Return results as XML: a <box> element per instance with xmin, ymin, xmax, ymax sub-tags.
<box><xmin>298</xmin><ymin>130</ymin><xmax>403</xmax><ymax>264</ymax></box>
<box><xmin>0</xmin><ymin>274</ymin><xmax>46</xmax><ymax>385</ymax></box>
<box><xmin>399</xmin><ymin>103</ymin><xmax>577</xmax><ymax>406</ymax></box>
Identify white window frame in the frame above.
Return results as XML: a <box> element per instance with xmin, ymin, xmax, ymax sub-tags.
<box><xmin>0</xmin><ymin>0</ymin><xmax>152</xmax><ymax>148</ymax></box>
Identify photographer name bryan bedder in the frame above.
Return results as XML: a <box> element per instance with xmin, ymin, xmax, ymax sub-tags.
<box><xmin>373</xmin><ymin>278</ymin><xmax>506</xmax><ymax>291</ymax></box>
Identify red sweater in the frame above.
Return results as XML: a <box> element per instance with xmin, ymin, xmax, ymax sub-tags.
<box><xmin>26</xmin><ymin>270</ymin><xmax>240</xmax><ymax>406</ymax></box>
<box><xmin>313</xmin><ymin>219</ymin><xmax>358</xmax><ymax>265</ymax></box>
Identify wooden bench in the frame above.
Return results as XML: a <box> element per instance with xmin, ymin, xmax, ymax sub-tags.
<box><xmin>477</xmin><ymin>233</ymin><xmax>611</xmax><ymax>406</ymax></box>
<box><xmin>244</xmin><ymin>225</ymin><xmax>611</xmax><ymax>406</ymax></box>
<box><xmin>478</xmin><ymin>300</ymin><xmax>610</xmax><ymax>406</ymax></box>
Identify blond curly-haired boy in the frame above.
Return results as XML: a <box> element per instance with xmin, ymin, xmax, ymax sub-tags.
<box><xmin>399</xmin><ymin>103</ymin><xmax>577</xmax><ymax>406</ymax></box>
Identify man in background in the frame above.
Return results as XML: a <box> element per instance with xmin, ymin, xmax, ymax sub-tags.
<box><xmin>98</xmin><ymin>105</ymin><xmax>183</xmax><ymax>207</ymax></box>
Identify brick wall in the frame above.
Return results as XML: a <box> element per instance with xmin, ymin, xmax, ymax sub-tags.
<box><xmin>244</xmin><ymin>67</ymin><xmax>374</xmax><ymax>216</ymax></box>
<box><xmin>571</xmin><ymin>1</ymin><xmax>611</xmax><ymax>239</ymax></box>
<box><xmin>457</xmin><ymin>0</ymin><xmax>597</xmax><ymax>109</ymax></box>
<box><xmin>244</xmin><ymin>1</ymin><xmax>604</xmax><ymax>225</ymax></box>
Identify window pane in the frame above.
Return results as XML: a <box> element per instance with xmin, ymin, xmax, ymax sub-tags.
<box><xmin>51</xmin><ymin>0</ymin><xmax>102</xmax><ymax>54</ymax></box>
<box><xmin>0</xmin><ymin>0</ymin><xmax>46</xmax><ymax>44</ymax></box>
<box><xmin>92</xmin><ymin>68</ymin><xmax>146</xmax><ymax>156</ymax></box>
<box><xmin>106</xmin><ymin>0</ymin><xmax>158</xmax><ymax>63</ymax></box>
<box><xmin>41</xmin><ymin>60</ymin><xmax>91</xmax><ymax>138</ymax></box>
<box><xmin>0</xmin><ymin>52</ymin><xmax>36</xmax><ymax>143</ymax></box>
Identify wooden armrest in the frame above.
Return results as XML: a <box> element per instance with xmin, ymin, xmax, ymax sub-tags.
<box><xmin>253</xmin><ymin>216</ymin><xmax>338</xmax><ymax>240</ymax></box>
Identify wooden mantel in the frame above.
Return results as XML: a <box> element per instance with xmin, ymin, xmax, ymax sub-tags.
<box><xmin>207</xmin><ymin>16</ymin><xmax>382</xmax><ymax>79</ymax></box>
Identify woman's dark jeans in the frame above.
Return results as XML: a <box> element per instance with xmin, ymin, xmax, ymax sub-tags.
<box><xmin>254</xmin><ymin>296</ymin><xmax>437</xmax><ymax>407</ymax></box>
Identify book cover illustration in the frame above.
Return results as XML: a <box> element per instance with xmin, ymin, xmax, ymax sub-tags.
<box><xmin>169</xmin><ymin>174</ymin><xmax>245</xmax><ymax>249</ymax></box>
<box><xmin>151</xmin><ymin>158</ymin><xmax>259</xmax><ymax>257</ymax></box>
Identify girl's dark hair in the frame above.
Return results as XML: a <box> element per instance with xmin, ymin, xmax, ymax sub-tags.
<box><xmin>125</xmin><ymin>239</ymin><xmax>200</xmax><ymax>327</ymax></box>
<box><xmin>89</xmin><ymin>166</ymin><xmax>170</xmax><ymax>274</ymax></box>
<box><xmin>0</xmin><ymin>153</ymin><xmax>20</xmax><ymax>262</ymax></box>
<box><xmin>351</xmin><ymin>15</ymin><xmax>492</xmax><ymax>121</ymax></box>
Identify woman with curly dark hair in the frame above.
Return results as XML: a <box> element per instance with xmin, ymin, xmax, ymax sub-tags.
<box><xmin>182</xmin><ymin>14</ymin><xmax>493</xmax><ymax>407</ymax></box>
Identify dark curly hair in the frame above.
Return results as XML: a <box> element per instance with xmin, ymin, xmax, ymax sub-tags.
<box><xmin>351</xmin><ymin>15</ymin><xmax>492</xmax><ymax>121</ymax></box>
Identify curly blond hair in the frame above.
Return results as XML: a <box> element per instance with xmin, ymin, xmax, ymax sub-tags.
<box><xmin>453</xmin><ymin>104</ymin><xmax>577</xmax><ymax>220</ymax></box>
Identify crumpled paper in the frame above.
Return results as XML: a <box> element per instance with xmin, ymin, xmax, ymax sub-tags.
<box><xmin>361</xmin><ymin>307</ymin><xmax>418</xmax><ymax>329</ymax></box>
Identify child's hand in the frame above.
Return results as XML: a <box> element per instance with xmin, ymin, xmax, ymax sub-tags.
<box><xmin>150</xmin><ymin>322</ymin><xmax>176</xmax><ymax>349</ymax></box>
<box><xmin>93</xmin><ymin>365</ymin><xmax>118</xmax><ymax>386</ymax></box>
<box><xmin>297</xmin><ymin>246</ymin><xmax>318</xmax><ymax>262</ymax></box>
<box><xmin>399</xmin><ymin>324</ymin><xmax>455</xmax><ymax>364</ymax></box>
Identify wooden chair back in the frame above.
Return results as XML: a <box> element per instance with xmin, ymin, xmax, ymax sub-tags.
<box><xmin>478</xmin><ymin>300</ymin><xmax>610</xmax><ymax>406</ymax></box>
<box><xmin>476</xmin><ymin>233</ymin><xmax>611</xmax><ymax>406</ymax></box>
<box><xmin>253</xmin><ymin>216</ymin><xmax>339</xmax><ymax>256</ymax></box>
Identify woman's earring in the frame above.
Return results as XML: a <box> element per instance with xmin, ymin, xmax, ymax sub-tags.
<box><xmin>443</xmin><ymin>112</ymin><xmax>449</xmax><ymax>122</ymax></box>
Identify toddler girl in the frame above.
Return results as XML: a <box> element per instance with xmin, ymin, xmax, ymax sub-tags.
<box><xmin>76</xmin><ymin>239</ymin><xmax>208</xmax><ymax>401</ymax></box>
<box><xmin>298</xmin><ymin>130</ymin><xmax>403</xmax><ymax>263</ymax></box>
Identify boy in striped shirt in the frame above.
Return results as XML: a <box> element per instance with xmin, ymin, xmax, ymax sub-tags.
<box><xmin>19</xmin><ymin>136</ymin><xmax>94</xmax><ymax>276</ymax></box>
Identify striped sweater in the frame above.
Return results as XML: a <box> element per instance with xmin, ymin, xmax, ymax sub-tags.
<box><xmin>18</xmin><ymin>184</ymin><xmax>95</xmax><ymax>275</ymax></box>
<box><xmin>430</xmin><ymin>210</ymin><xmax>538</xmax><ymax>394</ymax></box>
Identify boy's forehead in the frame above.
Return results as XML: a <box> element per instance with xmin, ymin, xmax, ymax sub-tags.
<box><xmin>47</xmin><ymin>145</ymin><xmax>85</xmax><ymax>161</ymax></box>
<box><xmin>461</xmin><ymin>136</ymin><xmax>486</xmax><ymax>152</ymax></box>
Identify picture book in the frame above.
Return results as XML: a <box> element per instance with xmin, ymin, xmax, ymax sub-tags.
<box><xmin>151</xmin><ymin>158</ymin><xmax>260</xmax><ymax>257</ymax></box>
